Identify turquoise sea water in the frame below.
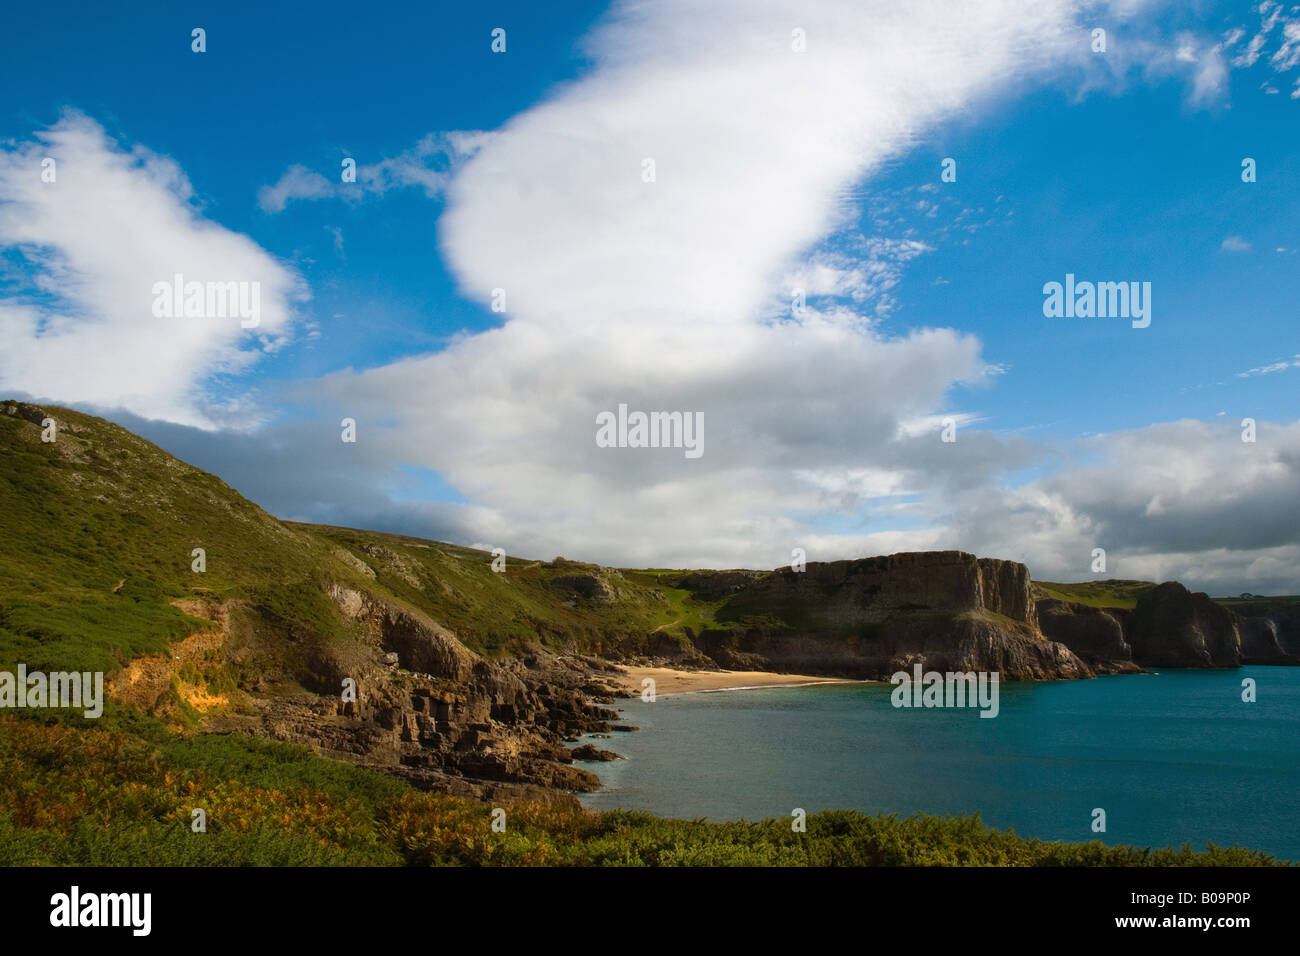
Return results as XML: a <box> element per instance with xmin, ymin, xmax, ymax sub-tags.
<box><xmin>577</xmin><ymin>667</ymin><xmax>1300</xmax><ymax>860</ymax></box>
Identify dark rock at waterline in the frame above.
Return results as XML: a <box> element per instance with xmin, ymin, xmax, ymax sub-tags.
<box><xmin>571</xmin><ymin>744</ymin><xmax>623</xmax><ymax>761</ymax></box>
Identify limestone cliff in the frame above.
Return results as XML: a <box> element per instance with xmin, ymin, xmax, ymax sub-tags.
<box><xmin>1038</xmin><ymin>581</ymin><xmax>1295</xmax><ymax>671</ymax></box>
<box><xmin>1126</xmin><ymin>582</ymin><xmax>1242</xmax><ymax>667</ymax></box>
<box><xmin>690</xmin><ymin>552</ymin><xmax>1092</xmax><ymax>681</ymax></box>
<box><xmin>1035</xmin><ymin>599</ymin><xmax>1141</xmax><ymax>674</ymax></box>
<box><xmin>1225</xmin><ymin>596</ymin><xmax>1300</xmax><ymax>657</ymax></box>
<box><xmin>1238</xmin><ymin>615</ymin><xmax>1291</xmax><ymax>663</ymax></box>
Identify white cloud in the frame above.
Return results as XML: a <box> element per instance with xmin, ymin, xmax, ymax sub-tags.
<box><xmin>0</xmin><ymin>112</ymin><xmax>303</xmax><ymax>427</ymax></box>
<box><xmin>279</xmin><ymin>0</ymin><xmax>1136</xmax><ymax>570</ymax></box>
<box><xmin>1228</xmin><ymin>0</ymin><xmax>1300</xmax><ymax>82</ymax></box>
<box><xmin>1237</xmin><ymin>357</ymin><xmax>1299</xmax><ymax>377</ymax></box>
<box><xmin>1233</xmin><ymin>30</ymin><xmax>1269</xmax><ymax>68</ymax></box>
<box><xmin>1270</xmin><ymin>19</ymin><xmax>1300</xmax><ymax>70</ymax></box>
<box><xmin>326</xmin><ymin>225</ymin><xmax>345</xmax><ymax>254</ymax></box>
<box><xmin>782</xmin><ymin>237</ymin><xmax>934</xmax><ymax>318</ymax></box>
<box><xmin>255</xmin><ymin>0</ymin><xmax>1288</xmax><ymax>592</ymax></box>
<box><xmin>1220</xmin><ymin>234</ymin><xmax>1252</xmax><ymax>252</ymax></box>
<box><xmin>937</xmin><ymin>419</ymin><xmax>1300</xmax><ymax>593</ymax></box>
<box><xmin>1167</xmin><ymin>33</ymin><xmax>1229</xmax><ymax>103</ymax></box>
<box><xmin>257</xmin><ymin>164</ymin><xmax>334</xmax><ymax>214</ymax></box>
<box><xmin>1234</xmin><ymin>1</ymin><xmax>1282</xmax><ymax>68</ymax></box>
<box><xmin>440</xmin><ymin>1</ymin><xmax>1094</xmax><ymax>329</ymax></box>
<box><xmin>258</xmin><ymin>132</ymin><xmax>489</xmax><ymax>213</ymax></box>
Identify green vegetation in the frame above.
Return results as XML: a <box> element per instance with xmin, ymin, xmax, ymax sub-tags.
<box><xmin>0</xmin><ymin>406</ymin><xmax>375</xmax><ymax>677</ymax></box>
<box><xmin>1216</xmin><ymin>594</ymin><xmax>1300</xmax><ymax>608</ymax></box>
<box><xmin>300</xmin><ymin>525</ymin><xmax>729</xmax><ymax>656</ymax></box>
<box><xmin>0</xmin><ymin>714</ymin><xmax>1283</xmax><ymax>866</ymax></box>
<box><xmin>0</xmin><ymin>404</ymin><xmax>727</xmax><ymax>681</ymax></box>
<box><xmin>623</xmin><ymin>569</ymin><xmax>726</xmax><ymax>636</ymax></box>
<box><xmin>1033</xmin><ymin>580</ymin><xmax>1155</xmax><ymax>610</ymax></box>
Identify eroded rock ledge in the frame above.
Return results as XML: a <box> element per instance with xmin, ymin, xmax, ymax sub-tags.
<box><xmin>205</xmin><ymin>585</ymin><xmax>631</xmax><ymax>807</ymax></box>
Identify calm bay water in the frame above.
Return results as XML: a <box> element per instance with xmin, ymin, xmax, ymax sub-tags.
<box><xmin>577</xmin><ymin>667</ymin><xmax>1300</xmax><ymax>860</ymax></box>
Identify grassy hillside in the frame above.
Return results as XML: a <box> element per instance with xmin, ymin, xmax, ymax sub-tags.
<box><xmin>0</xmin><ymin>403</ymin><xmax>732</xmax><ymax>682</ymax></box>
<box><xmin>298</xmin><ymin>524</ymin><xmax>729</xmax><ymax>657</ymax></box>
<box><xmin>1033</xmin><ymin>580</ymin><xmax>1155</xmax><ymax>610</ymax></box>
<box><xmin>0</xmin><ymin>403</ymin><xmax>374</xmax><ymax>677</ymax></box>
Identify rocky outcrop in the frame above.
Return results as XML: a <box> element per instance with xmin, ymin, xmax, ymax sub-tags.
<box><xmin>702</xmin><ymin>611</ymin><xmax>1090</xmax><ymax>680</ymax></box>
<box><xmin>1237</xmin><ymin>616</ymin><xmax>1292</xmax><ymax>664</ymax></box>
<box><xmin>1036</xmin><ymin>599</ymin><xmax>1141</xmax><ymax>674</ymax></box>
<box><xmin>371</xmin><ymin>599</ymin><xmax>478</xmax><ymax>683</ymax></box>
<box><xmin>1224</xmin><ymin>598</ymin><xmax>1300</xmax><ymax>657</ymax></box>
<box><xmin>1127</xmin><ymin>582</ymin><xmax>1241</xmax><ymax>668</ymax></box>
<box><xmin>2</xmin><ymin>401</ymin><xmax>51</xmax><ymax>427</ymax></box>
<box><xmin>206</xmin><ymin>584</ymin><xmax>632</xmax><ymax>805</ymax></box>
<box><xmin>976</xmin><ymin>558</ymin><xmax>1038</xmax><ymax>626</ymax></box>
<box><xmin>697</xmin><ymin>552</ymin><xmax>1090</xmax><ymax>681</ymax></box>
<box><xmin>1037</xmin><ymin>585</ymin><xmax>1297</xmax><ymax>671</ymax></box>
<box><xmin>551</xmin><ymin>574</ymin><xmax>616</xmax><ymax>605</ymax></box>
<box><xmin>717</xmin><ymin>552</ymin><xmax>1039</xmax><ymax>626</ymax></box>
<box><xmin>571</xmin><ymin>744</ymin><xmax>623</xmax><ymax>761</ymax></box>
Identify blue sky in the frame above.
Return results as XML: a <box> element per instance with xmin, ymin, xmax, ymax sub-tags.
<box><xmin>2</xmin><ymin>0</ymin><xmax>608</xmax><ymax>374</ymax></box>
<box><xmin>2</xmin><ymin>0</ymin><xmax>1298</xmax><ymax>592</ymax></box>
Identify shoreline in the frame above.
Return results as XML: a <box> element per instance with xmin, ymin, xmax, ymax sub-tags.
<box><xmin>614</xmin><ymin>664</ymin><xmax>865</xmax><ymax>697</ymax></box>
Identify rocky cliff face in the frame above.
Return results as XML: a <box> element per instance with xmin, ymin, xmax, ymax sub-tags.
<box><xmin>1236</xmin><ymin>615</ymin><xmax>1290</xmax><ymax>664</ymax></box>
<box><xmin>1127</xmin><ymin>582</ymin><xmax>1242</xmax><ymax>667</ymax></box>
<box><xmin>976</xmin><ymin>557</ymin><xmax>1039</xmax><ymax>626</ymax></box>
<box><xmin>1224</xmin><ymin>598</ymin><xmax>1300</xmax><ymax>657</ymax></box>
<box><xmin>693</xmin><ymin>552</ymin><xmax>1091</xmax><ymax>681</ymax></box>
<box><xmin>715</xmin><ymin>552</ymin><xmax>1036</xmax><ymax>624</ymax></box>
<box><xmin>1038</xmin><ymin>581</ymin><xmax>1295</xmax><ymax>671</ymax></box>
<box><xmin>1035</xmin><ymin>599</ymin><xmax>1141</xmax><ymax>674</ymax></box>
<box><xmin>202</xmin><ymin>585</ymin><xmax>630</xmax><ymax>807</ymax></box>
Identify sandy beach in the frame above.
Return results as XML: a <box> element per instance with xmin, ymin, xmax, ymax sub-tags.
<box><xmin>615</xmin><ymin>665</ymin><xmax>858</xmax><ymax>697</ymax></box>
